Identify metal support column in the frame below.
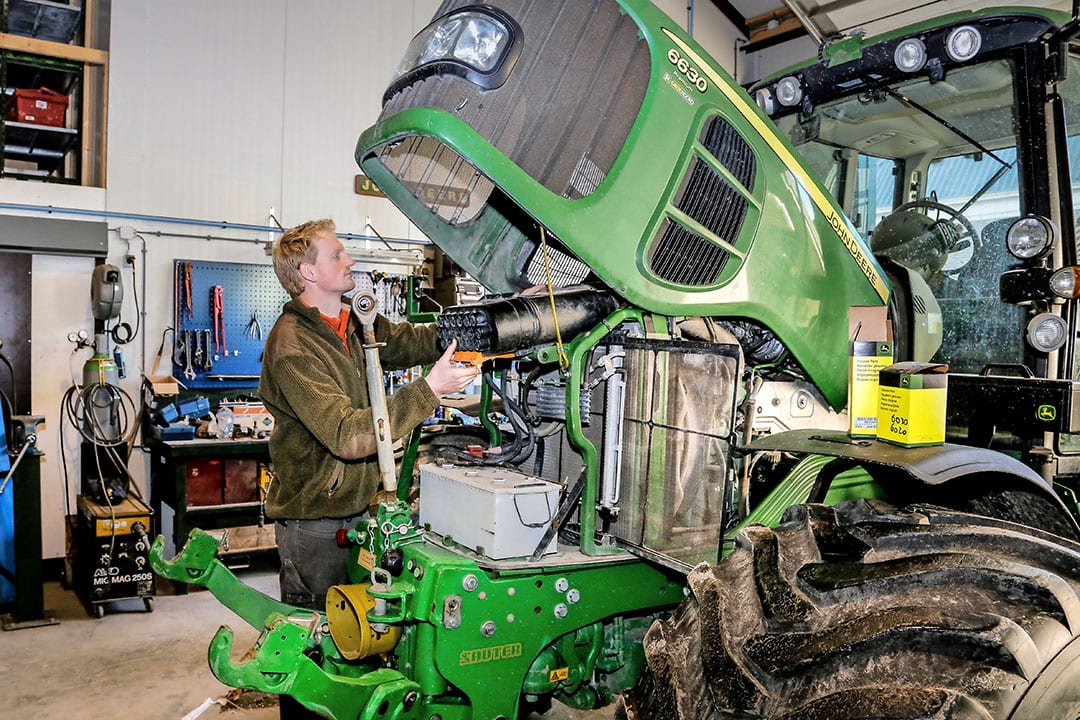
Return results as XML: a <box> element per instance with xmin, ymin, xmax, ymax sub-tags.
<box><xmin>2</xmin><ymin>416</ymin><xmax>58</xmax><ymax>630</ymax></box>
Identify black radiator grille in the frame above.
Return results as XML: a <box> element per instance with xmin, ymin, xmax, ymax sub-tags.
<box><xmin>701</xmin><ymin>116</ymin><xmax>756</xmax><ymax>191</ymax></box>
<box><xmin>676</xmin><ymin>157</ymin><xmax>749</xmax><ymax>245</ymax></box>
<box><xmin>647</xmin><ymin>116</ymin><xmax>755</xmax><ymax>287</ymax></box>
<box><xmin>648</xmin><ymin>219</ymin><xmax>729</xmax><ymax>286</ymax></box>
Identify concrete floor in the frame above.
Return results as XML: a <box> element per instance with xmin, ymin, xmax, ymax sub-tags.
<box><xmin>0</xmin><ymin>564</ymin><xmax>616</xmax><ymax>720</ymax></box>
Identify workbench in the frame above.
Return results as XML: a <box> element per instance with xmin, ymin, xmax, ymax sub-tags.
<box><xmin>147</xmin><ymin>437</ymin><xmax>275</xmax><ymax>590</ymax></box>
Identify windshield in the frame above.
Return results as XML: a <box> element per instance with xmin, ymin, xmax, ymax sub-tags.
<box><xmin>776</xmin><ymin>59</ymin><xmax>1024</xmax><ymax>373</ymax></box>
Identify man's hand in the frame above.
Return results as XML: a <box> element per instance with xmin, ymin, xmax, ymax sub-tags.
<box><xmin>424</xmin><ymin>339</ymin><xmax>479</xmax><ymax>395</ymax></box>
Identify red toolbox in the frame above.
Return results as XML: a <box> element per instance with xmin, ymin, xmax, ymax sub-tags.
<box><xmin>5</xmin><ymin>87</ymin><xmax>69</xmax><ymax>126</ymax></box>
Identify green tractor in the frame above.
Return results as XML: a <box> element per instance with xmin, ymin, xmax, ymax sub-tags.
<box><xmin>152</xmin><ymin>2</ymin><xmax>1080</xmax><ymax>718</ymax></box>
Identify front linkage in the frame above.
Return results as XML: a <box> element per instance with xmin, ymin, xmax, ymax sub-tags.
<box><xmin>151</xmin><ymin>500</ymin><xmax>685</xmax><ymax>719</ymax></box>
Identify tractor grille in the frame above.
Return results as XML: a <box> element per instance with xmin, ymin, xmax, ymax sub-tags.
<box><xmin>379</xmin><ymin>0</ymin><xmax>650</xmax><ymax>201</ymax></box>
<box><xmin>646</xmin><ymin>116</ymin><xmax>755</xmax><ymax>287</ymax></box>
<box><xmin>677</xmin><ymin>157</ymin><xmax>749</xmax><ymax>245</ymax></box>
<box><xmin>702</xmin><ymin>115</ymin><xmax>756</xmax><ymax>190</ymax></box>
<box><xmin>376</xmin><ymin>136</ymin><xmax>494</xmax><ymax>227</ymax></box>
<box><xmin>648</xmin><ymin>219</ymin><xmax>730</xmax><ymax>286</ymax></box>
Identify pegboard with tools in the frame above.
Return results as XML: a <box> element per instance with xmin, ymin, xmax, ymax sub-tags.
<box><xmin>172</xmin><ymin>260</ymin><xmax>411</xmax><ymax>389</ymax></box>
<box><xmin>172</xmin><ymin>260</ymin><xmax>288</xmax><ymax>389</ymax></box>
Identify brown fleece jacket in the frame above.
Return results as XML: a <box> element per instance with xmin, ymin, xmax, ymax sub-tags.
<box><xmin>259</xmin><ymin>298</ymin><xmax>441</xmax><ymax>519</ymax></box>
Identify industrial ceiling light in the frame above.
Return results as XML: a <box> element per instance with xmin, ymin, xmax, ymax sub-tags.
<box><xmin>776</xmin><ymin>76</ymin><xmax>803</xmax><ymax>107</ymax></box>
<box><xmin>945</xmin><ymin>25</ymin><xmax>982</xmax><ymax>62</ymax></box>
<box><xmin>894</xmin><ymin>38</ymin><xmax>928</xmax><ymax>72</ymax></box>
<box><xmin>1006</xmin><ymin>216</ymin><xmax>1056</xmax><ymax>260</ymax></box>
<box><xmin>1026</xmin><ymin>312</ymin><xmax>1069</xmax><ymax>352</ymax></box>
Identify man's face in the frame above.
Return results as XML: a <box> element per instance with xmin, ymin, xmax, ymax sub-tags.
<box><xmin>305</xmin><ymin>231</ymin><xmax>356</xmax><ymax>295</ymax></box>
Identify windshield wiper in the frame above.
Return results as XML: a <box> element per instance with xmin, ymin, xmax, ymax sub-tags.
<box><xmin>884</xmin><ymin>86</ymin><xmax>1014</xmax><ymax>213</ymax></box>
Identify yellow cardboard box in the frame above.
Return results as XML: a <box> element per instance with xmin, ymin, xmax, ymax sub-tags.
<box><xmin>848</xmin><ymin>306</ymin><xmax>893</xmax><ymax>437</ymax></box>
<box><xmin>877</xmin><ymin>362</ymin><xmax>949</xmax><ymax>447</ymax></box>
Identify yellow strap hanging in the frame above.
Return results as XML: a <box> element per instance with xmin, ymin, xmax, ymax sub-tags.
<box><xmin>539</xmin><ymin>226</ymin><xmax>569</xmax><ymax>371</ymax></box>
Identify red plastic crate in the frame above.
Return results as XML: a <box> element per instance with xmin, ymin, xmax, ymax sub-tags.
<box><xmin>5</xmin><ymin>86</ymin><xmax>68</xmax><ymax>127</ymax></box>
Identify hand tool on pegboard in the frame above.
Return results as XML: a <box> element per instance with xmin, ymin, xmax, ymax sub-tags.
<box><xmin>212</xmin><ymin>285</ymin><xmax>227</xmax><ymax>355</ymax></box>
<box><xmin>175</xmin><ymin>261</ymin><xmax>194</xmax><ymax>322</ymax></box>
<box><xmin>204</xmin><ymin>329</ymin><xmax>214</xmax><ymax>370</ymax></box>
<box><xmin>183</xmin><ymin>329</ymin><xmax>196</xmax><ymax>380</ymax></box>
<box><xmin>246</xmin><ymin>311</ymin><xmax>263</xmax><ymax>340</ymax></box>
<box><xmin>172</xmin><ymin>327</ymin><xmax>185</xmax><ymax>366</ymax></box>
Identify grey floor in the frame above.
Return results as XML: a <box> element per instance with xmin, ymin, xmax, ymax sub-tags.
<box><xmin>0</xmin><ymin>565</ymin><xmax>615</xmax><ymax>720</ymax></box>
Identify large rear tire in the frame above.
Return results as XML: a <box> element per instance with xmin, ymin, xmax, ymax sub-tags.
<box><xmin>618</xmin><ymin>499</ymin><xmax>1080</xmax><ymax>719</ymax></box>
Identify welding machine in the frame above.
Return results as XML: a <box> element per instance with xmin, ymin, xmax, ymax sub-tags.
<box><xmin>71</xmin><ymin>495</ymin><xmax>155</xmax><ymax>617</ymax></box>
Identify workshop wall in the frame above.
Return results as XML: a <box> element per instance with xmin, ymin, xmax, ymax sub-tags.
<box><xmin>0</xmin><ymin>0</ymin><xmax>744</xmax><ymax>560</ymax></box>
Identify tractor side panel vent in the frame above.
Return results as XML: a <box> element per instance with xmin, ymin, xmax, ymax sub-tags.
<box><xmin>701</xmin><ymin>115</ymin><xmax>756</xmax><ymax>191</ymax></box>
<box><xmin>648</xmin><ymin>219</ymin><xmax>729</xmax><ymax>287</ymax></box>
<box><xmin>676</xmin><ymin>157</ymin><xmax>749</xmax><ymax>245</ymax></box>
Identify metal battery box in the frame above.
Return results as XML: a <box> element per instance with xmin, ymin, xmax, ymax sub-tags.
<box><xmin>72</xmin><ymin>495</ymin><xmax>155</xmax><ymax>616</ymax></box>
<box><xmin>419</xmin><ymin>464</ymin><xmax>561</xmax><ymax>559</ymax></box>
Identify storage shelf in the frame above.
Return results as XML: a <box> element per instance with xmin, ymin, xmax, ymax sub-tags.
<box><xmin>4</xmin><ymin>52</ymin><xmax>81</xmax><ymax>95</ymax></box>
<box><xmin>185</xmin><ymin>501</ymin><xmax>261</xmax><ymax>513</ymax></box>
<box><xmin>3</xmin><ymin>119</ymin><xmax>77</xmax><ymax>169</ymax></box>
<box><xmin>7</xmin><ymin>0</ymin><xmax>81</xmax><ymax>43</ymax></box>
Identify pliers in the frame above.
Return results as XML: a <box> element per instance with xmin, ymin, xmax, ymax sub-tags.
<box><xmin>247</xmin><ymin>310</ymin><xmax>264</xmax><ymax>340</ymax></box>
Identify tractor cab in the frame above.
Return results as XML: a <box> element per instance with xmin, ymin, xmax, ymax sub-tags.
<box><xmin>753</xmin><ymin>9</ymin><xmax>1080</xmax><ymax>478</ymax></box>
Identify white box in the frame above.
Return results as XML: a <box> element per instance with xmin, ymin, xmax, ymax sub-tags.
<box><xmin>419</xmin><ymin>464</ymin><xmax>561</xmax><ymax>559</ymax></box>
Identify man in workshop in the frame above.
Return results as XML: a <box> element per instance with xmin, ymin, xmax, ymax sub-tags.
<box><xmin>260</xmin><ymin>218</ymin><xmax>476</xmax><ymax>717</ymax></box>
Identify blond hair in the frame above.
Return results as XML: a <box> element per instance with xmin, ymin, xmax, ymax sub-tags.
<box><xmin>272</xmin><ymin>218</ymin><xmax>336</xmax><ymax>296</ymax></box>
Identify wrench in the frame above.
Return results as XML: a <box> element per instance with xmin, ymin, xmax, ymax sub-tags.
<box><xmin>193</xmin><ymin>328</ymin><xmax>204</xmax><ymax>369</ymax></box>
<box><xmin>203</xmin><ymin>329</ymin><xmax>214</xmax><ymax>371</ymax></box>
<box><xmin>172</xmin><ymin>330</ymin><xmax>185</xmax><ymax>366</ymax></box>
<box><xmin>183</xmin><ymin>329</ymin><xmax>196</xmax><ymax>379</ymax></box>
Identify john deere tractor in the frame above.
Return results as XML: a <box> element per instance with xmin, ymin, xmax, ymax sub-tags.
<box><xmin>153</xmin><ymin>2</ymin><xmax>1080</xmax><ymax>718</ymax></box>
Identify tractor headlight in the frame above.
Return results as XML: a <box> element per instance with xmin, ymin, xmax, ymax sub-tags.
<box><xmin>388</xmin><ymin>6</ymin><xmax>522</xmax><ymax>97</ymax></box>
<box><xmin>1006</xmin><ymin>216</ymin><xmax>1056</xmax><ymax>260</ymax></box>
<box><xmin>1026</xmin><ymin>312</ymin><xmax>1068</xmax><ymax>352</ymax></box>
<box><xmin>945</xmin><ymin>25</ymin><xmax>982</xmax><ymax>63</ymax></box>
<box><xmin>1050</xmin><ymin>267</ymin><xmax>1080</xmax><ymax>299</ymax></box>
<box><xmin>776</xmin><ymin>76</ymin><xmax>803</xmax><ymax>107</ymax></box>
<box><xmin>755</xmin><ymin>87</ymin><xmax>776</xmax><ymax>116</ymax></box>
<box><xmin>894</xmin><ymin>38</ymin><xmax>927</xmax><ymax>72</ymax></box>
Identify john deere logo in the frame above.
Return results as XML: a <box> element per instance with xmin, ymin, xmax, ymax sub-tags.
<box><xmin>1038</xmin><ymin>405</ymin><xmax>1057</xmax><ymax>421</ymax></box>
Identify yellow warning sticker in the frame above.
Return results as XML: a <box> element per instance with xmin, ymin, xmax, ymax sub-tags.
<box><xmin>549</xmin><ymin>667</ymin><xmax>570</xmax><ymax>683</ymax></box>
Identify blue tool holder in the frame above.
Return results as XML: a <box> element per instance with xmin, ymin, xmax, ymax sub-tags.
<box><xmin>172</xmin><ymin>259</ymin><xmax>408</xmax><ymax>390</ymax></box>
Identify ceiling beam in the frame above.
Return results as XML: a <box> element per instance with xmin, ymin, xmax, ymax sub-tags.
<box><xmin>708</xmin><ymin>0</ymin><xmax>749</xmax><ymax>38</ymax></box>
<box><xmin>741</xmin><ymin>7</ymin><xmax>808</xmax><ymax>53</ymax></box>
